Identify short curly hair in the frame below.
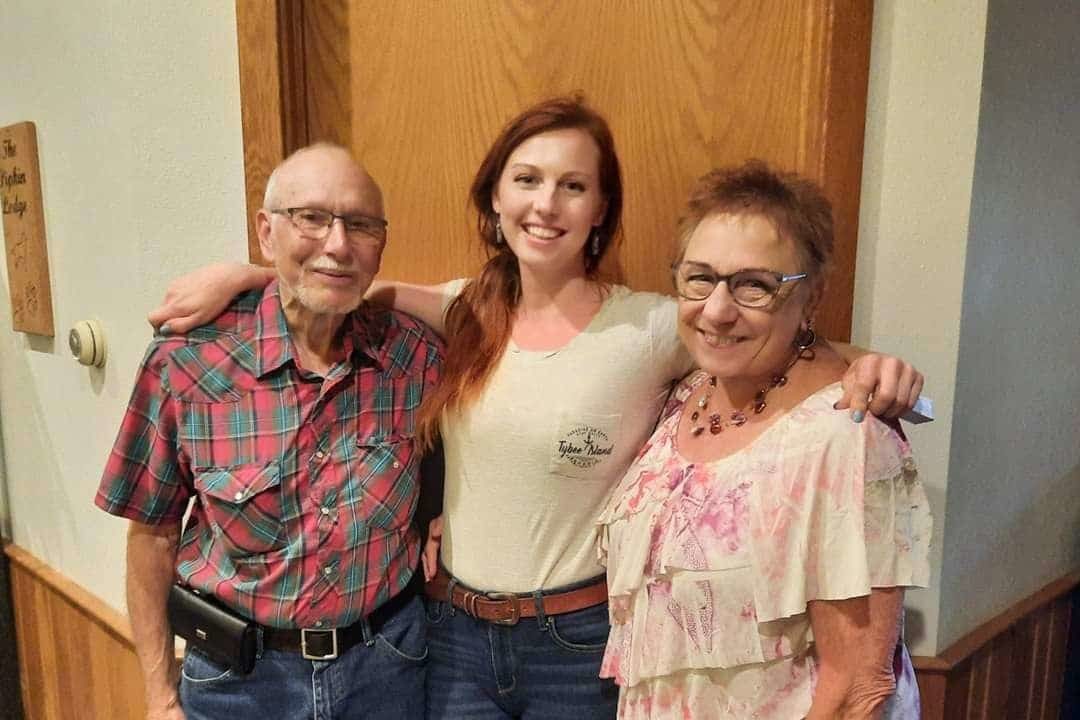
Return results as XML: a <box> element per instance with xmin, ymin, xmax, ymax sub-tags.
<box><xmin>675</xmin><ymin>160</ymin><xmax>834</xmax><ymax>291</ymax></box>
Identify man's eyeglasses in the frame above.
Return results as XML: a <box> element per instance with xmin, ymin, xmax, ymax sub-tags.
<box><xmin>671</xmin><ymin>261</ymin><xmax>807</xmax><ymax>308</ymax></box>
<box><xmin>271</xmin><ymin>207</ymin><xmax>388</xmax><ymax>243</ymax></box>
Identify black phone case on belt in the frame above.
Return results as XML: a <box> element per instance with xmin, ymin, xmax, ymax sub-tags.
<box><xmin>167</xmin><ymin>584</ymin><xmax>258</xmax><ymax>674</ymax></box>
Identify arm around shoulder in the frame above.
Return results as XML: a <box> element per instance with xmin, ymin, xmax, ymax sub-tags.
<box><xmin>366</xmin><ymin>279</ymin><xmax>458</xmax><ymax>337</ymax></box>
<box><xmin>830</xmin><ymin>340</ymin><xmax>925</xmax><ymax>420</ymax></box>
<box><xmin>148</xmin><ymin>262</ymin><xmax>274</xmax><ymax>335</ymax></box>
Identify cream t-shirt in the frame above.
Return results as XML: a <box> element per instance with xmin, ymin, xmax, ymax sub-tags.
<box><xmin>439</xmin><ymin>281</ymin><xmax>693</xmax><ymax>592</ymax></box>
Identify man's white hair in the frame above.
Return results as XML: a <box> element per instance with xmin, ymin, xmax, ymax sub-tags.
<box><xmin>262</xmin><ymin>141</ymin><xmax>357</xmax><ymax>208</ymax></box>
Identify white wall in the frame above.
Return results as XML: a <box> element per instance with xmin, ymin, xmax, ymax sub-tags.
<box><xmin>938</xmin><ymin>0</ymin><xmax>1080</xmax><ymax>650</ymax></box>
<box><xmin>855</xmin><ymin>0</ymin><xmax>989</xmax><ymax>656</ymax></box>
<box><xmin>858</xmin><ymin>0</ymin><xmax>1080</xmax><ymax>655</ymax></box>
<box><xmin>0</xmin><ymin>0</ymin><xmax>246</xmax><ymax>611</ymax></box>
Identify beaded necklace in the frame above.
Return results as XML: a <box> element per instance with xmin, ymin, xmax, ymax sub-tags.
<box><xmin>689</xmin><ymin>329</ymin><xmax>816</xmax><ymax>437</ymax></box>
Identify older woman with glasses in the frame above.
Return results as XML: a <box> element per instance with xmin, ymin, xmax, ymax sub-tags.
<box><xmin>598</xmin><ymin>161</ymin><xmax>930</xmax><ymax>719</ymax></box>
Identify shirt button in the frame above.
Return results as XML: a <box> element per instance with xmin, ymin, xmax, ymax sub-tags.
<box><xmin>323</xmin><ymin>566</ymin><xmax>333</xmax><ymax>576</ymax></box>
<box><xmin>315</xmin><ymin>450</ymin><xmax>326</xmax><ymax>460</ymax></box>
<box><xmin>234</xmin><ymin>491</ymin><xmax>244</xmax><ymax>501</ymax></box>
<box><xmin>320</xmin><ymin>507</ymin><xmax>330</xmax><ymax>516</ymax></box>
<box><xmin>392</xmin><ymin>461</ymin><xmax>401</xmax><ymax>469</ymax></box>
<box><xmin>314</xmin><ymin>620</ymin><xmax>324</xmax><ymax>628</ymax></box>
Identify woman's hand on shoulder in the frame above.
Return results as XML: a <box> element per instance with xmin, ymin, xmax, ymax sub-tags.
<box><xmin>834</xmin><ymin>346</ymin><xmax>924</xmax><ymax>422</ymax></box>
<box><xmin>147</xmin><ymin>262</ymin><xmax>273</xmax><ymax>334</ymax></box>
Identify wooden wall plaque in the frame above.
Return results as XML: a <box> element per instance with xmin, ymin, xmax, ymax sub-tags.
<box><xmin>1</xmin><ymin>121</ymin><xmax>54</xmax><ymax>336</ymax></box>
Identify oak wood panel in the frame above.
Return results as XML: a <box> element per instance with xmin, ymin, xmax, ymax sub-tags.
<box><xmin>244</xmin><ymin>0</ymin><xmax>873</xmax><ymax>340</ymax></box>
<box><xmin>304</xmin><ymin>0</ymin><xmax>351</xmax><ymax>146</ymax></box>
<box><xmin>913</xmin><ymin>568</ymin><xmax>1079</xmax><ymax>720</ymax></box>
<box><xmin>817</xmin><ymin>0</ymin><xmax>872</xmax><ymax>344</ymax></box>
<box><xmin>937</xmin><ymin>569</ymin><xmax>1080</xmax><ymax>667</ymax></box>
<box><xmin>235</xmin><ymin>0</ymin><xmax>288</xmax><ymax>265</ymax></box>
<box><xmin>277</xmin><ymin>0</ymin><xmax>310</xmax><ymax>154</ymax></box>
<box><xmin>5</xmin><ymin>544</ymin><xmax>144</xmax><ymax>720</ymax></box>
<box><xmin>1042</xmin><ymin>597</ymin><xmax>1071</xmax><ymax>718</ymax></box>
<box><xmin>915</xmin><ymin>668</ymin><xmax>948</xmax><ymax>720</ymax></box>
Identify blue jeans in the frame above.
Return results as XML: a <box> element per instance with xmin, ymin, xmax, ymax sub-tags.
<box><xmin>179</xmin><ymin>594</ymin><xmax>427</xmax><ymax>719</ymax></box>
<box><xmin>425</xmin><ymin>592</ymin><xmax>618</xmax><ymax>719</ymax></box>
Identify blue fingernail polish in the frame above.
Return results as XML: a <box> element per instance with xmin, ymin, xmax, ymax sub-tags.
<box><xmin>852</xmin><ymin>410</ymin><xmax>865</xmax><ymax>423</ymax></box>
<box><xmin>159</xmin><ymin>323</ymin><xmax>172</xmax><ymax>336</ymax></box>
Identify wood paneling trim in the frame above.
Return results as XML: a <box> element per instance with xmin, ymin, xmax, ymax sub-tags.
<box><xmin>276</xmin><ymin>0</ymin><xmax>309</xmax><ymax>153</ymax></box>
<box><xmin>4</xmin><ymin>543</ymin><xmax>144</xmax><ymax>720</ymax></box>
<box><xmin>919</xmin><ymin>569</ymin><xmax>1080</xmax><ymax>669</ymax></box>
<box><xmin>236</xmin><ymin>0</ymin><xmax>288</xmax><ymax>264</ymax></box>
<box><xmin>817</xmin><ymin>0</ymin><xmax>873</xmax><ymax>342</ymax></box>
<box><xmin>303</xmin><ymin>0</ymin><xmax>351</xmax><ymax>147</ymax></box>
<box><xmin>912</xmin><ymin>568</ymin><xmax>1080</xmax><ymax>720</ymax></box>
<box><xmin>3</xmin><ymin>543</ymin><xmax>133</xmax><ymax>646</ymax></box>
<box><xmin>235</xmin><ymin>0</ymin><xmax>313</xmax><ymax>264</ymax></box>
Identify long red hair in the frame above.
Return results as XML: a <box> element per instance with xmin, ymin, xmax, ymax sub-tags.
<box><xmin>416</xmin><ymin>96</ymin><xmax>624</xmax><ymax>447</ymax></box>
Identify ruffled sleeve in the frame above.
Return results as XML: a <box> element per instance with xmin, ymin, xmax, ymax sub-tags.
<box><xmin>749</xmin><ymin>394</ymin><xmax>932</xmax><ymax>623</ymax></box>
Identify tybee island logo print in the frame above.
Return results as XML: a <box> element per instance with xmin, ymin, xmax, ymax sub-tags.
<box><xmin>556</xmin><ymin>424</ymin><xmax>615</xmax><ymax>470</ymax></box>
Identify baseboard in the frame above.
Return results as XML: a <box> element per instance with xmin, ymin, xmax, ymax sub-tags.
<box><xmin>912</xmin><ymin>568</ymin><xmax>1079</xmax><ymax>720</ymax></box>
<box><xmin>3</xmin><ymin>542</ymin><xmax>145</xmax><ymax>720</ymax></box>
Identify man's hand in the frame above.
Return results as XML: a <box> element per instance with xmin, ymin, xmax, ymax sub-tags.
<box><xmin>146</xmin><ymin>695</ymin><xmax>185</xmax><ymax>720</ymax></box>
<box><xmin>837</xmin><ymin>352</ymin><xmax>924</xmax><ymax>421</ymax></box>
<box><xmin>127</xmin><ymin>521</ymin><xmax>183</xmax><ymax>720</ymax></box>
<box><xmin>422</xmin><ymin>515</ymin><xmax>444</xmax><ymax>582</ymax></box>
<box><xmin>147</xmin><ymin>262</ymin><xmax>273</xmax><ymax>335</ymax></box>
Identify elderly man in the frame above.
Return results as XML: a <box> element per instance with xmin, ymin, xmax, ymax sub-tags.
<box><xmin>96</xmin><ymin>144</ymin><xmax>442</xmax><ymax>719</ymax></box>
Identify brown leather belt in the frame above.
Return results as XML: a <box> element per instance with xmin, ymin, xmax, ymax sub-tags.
<box><xmin>425</xmin><ymin>569</ymin><xmax>608</xmax><ymax>626</ymax></box>
<box><xmin>261</xmin><ymin>573</ymin><xmax>420</xmax><ymax>660</ymax></box>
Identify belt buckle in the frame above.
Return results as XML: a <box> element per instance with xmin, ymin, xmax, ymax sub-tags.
<box><xmin>300</xmin><ymin>628</ymin><xmax>338</xmax><ymax>660</ymax></box>
<box><xmin>485</xmin><ymin>592</ymin><xmax>521</xmax><ymax>626</ymax></box>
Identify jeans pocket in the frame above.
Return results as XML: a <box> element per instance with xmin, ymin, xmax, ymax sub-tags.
<box><xmin>375</xmin><ymin>596</ymin><xmax>429</xmax><ymax>664</ymax></box>
<box><xmin>546</xmin><ymin>603</ymin><xmax>611</xmax><ymax>653</ymax></box>
<box><xmin>180</xmin><ymin>647</ymin><xmax>235</xmax><ymax>685</ymax></box>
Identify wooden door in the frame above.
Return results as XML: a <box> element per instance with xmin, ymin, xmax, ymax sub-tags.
<box><xmin>236</xmin><ymin>0</ymin><xmax>872</xmax><ymax>340</ymax></box>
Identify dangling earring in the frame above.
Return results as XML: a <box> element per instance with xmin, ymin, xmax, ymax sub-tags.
<box><xmin>794</xmin><ymin>320</ymin><xmax>817</xmax><ymax>359</ymax></box>
<box><xmin>495</xmin><ymin>218</ymin><xmax>504</xmax><ymax>245</ymax></box>
<box><xmin>590</xmin><ymin>229</ymin><xmax>601</xmax><ymax>256</ymax></box>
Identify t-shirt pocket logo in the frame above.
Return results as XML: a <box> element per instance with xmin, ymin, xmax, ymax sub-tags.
<box><xmin>550</xmin><ymin>413</ymin><xmax>621</xmax><ymax>479</ymax></box>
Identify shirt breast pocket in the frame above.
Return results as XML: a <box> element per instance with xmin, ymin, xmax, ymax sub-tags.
<box><xmin>548</xmin><ymin>412</ymin><xmax>622</xmax><ymax>480</ymax></box>
<box><xmin>354</xmin><ymin>436</ymin><xmax>417</xmax><ymax>531</ymax></box>
<box><xmin>194</xmin><ymin>461</ymin><xmax>287</xmax><ymax>556</ymax></box>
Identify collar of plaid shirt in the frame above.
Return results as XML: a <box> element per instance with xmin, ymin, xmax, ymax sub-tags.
<box><xmin>253</xmin><ymin>280</ymin><xmax>391</xmax><ymax>377</ymax></box>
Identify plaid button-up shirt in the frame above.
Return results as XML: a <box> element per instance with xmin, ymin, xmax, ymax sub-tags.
<box><xmin>96</xmin><ymin>281</ymin><xmax>443</xmax><ymax>628</ymax></box>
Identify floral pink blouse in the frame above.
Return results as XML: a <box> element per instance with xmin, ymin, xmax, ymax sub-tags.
<box><xmin>597</xmin><ymin>371</ymin><xmax>931</xmax><ymax>719</ymax></box>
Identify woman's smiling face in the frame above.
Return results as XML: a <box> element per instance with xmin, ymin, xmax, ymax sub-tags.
<box><xmin>491</xmin><ymin>127</ymin><xmax>608</xmax><ymax>278</ymax></box>
<box><xmin>676</xmin><ymin>212</ymin><xmax>811</xmax><ymax>382</ymax></box>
